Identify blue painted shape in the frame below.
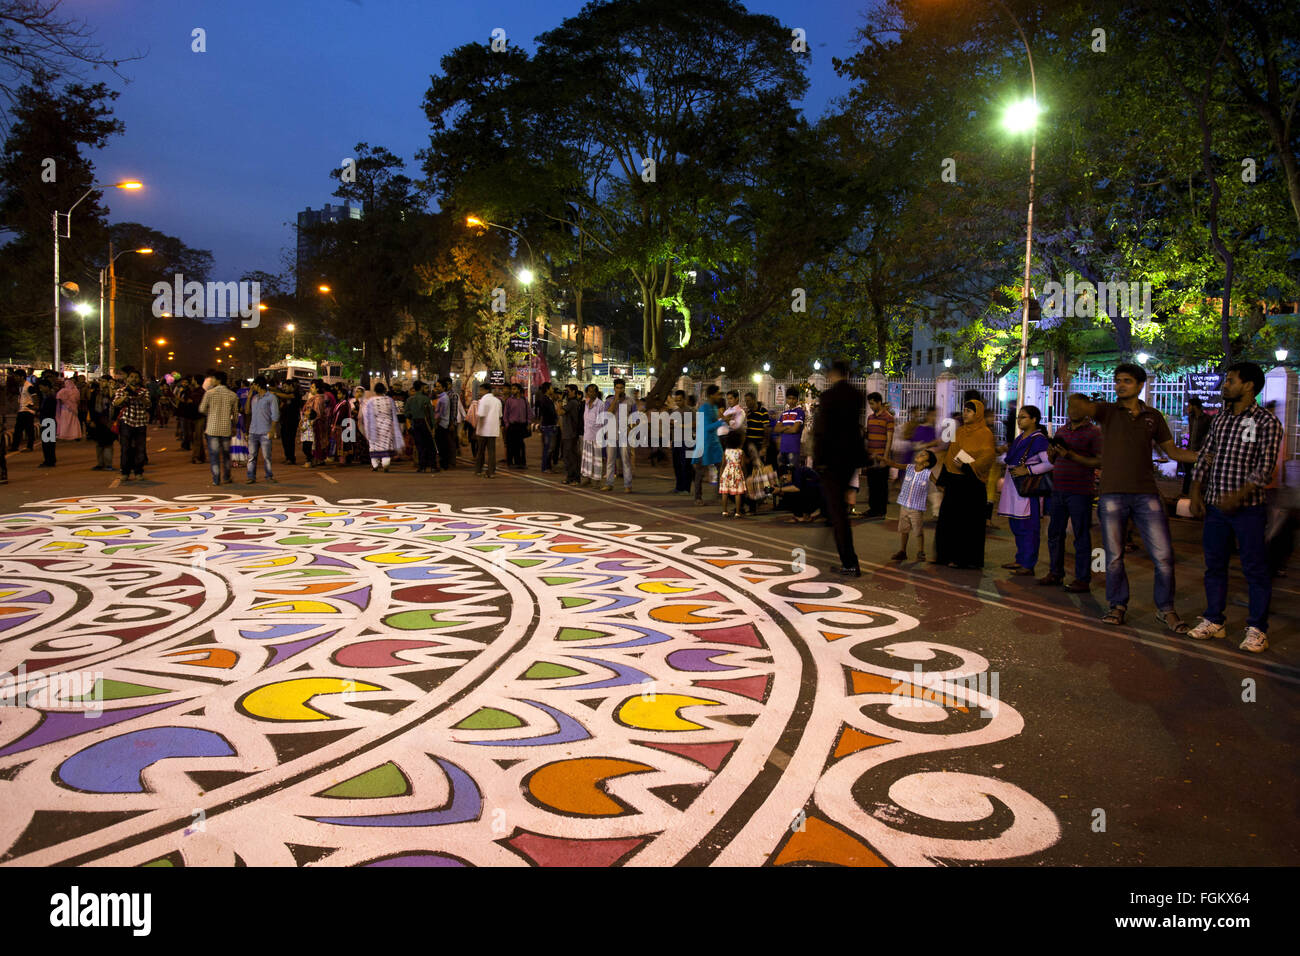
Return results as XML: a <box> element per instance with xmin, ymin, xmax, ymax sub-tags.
<box><xmin>57</xmin><ymin>726</ymin><xmax>235</xmax><ymax>793</ymax></box>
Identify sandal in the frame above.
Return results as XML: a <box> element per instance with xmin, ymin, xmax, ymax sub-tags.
<box><xmin>1101</xmin><ymin>606</ymin><xmax>1127</xmax><ymax>626</ymax></box>
<box><xmin>1155</xmin><ymin>610</ymin><xmax>1190</xmax><ymax>635</ymax></box>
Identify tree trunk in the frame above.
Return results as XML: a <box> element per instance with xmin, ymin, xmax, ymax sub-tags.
<box><xmin>574</xmin><ymin>287</ymin><xmax>586</xmax><ymax>378</ymax></box>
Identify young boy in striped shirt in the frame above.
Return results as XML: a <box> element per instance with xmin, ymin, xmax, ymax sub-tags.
<box><xmin>885</xmin><ymin>448</ymin><xmax>937</xmax><ymax>562</ymax></box>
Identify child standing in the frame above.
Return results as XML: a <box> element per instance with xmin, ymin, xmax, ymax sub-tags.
<box><xmin>718</xmin><ymin>429</ymin><xmax>747</xmax><ymax>517</ymax></box>
<box><xmin>885</xmin><ymin>449</ymin><xmax>936</xmax><ymax>561</ymax></box>
<box><xmin>300</xmin><ymin>407</ymin><xmax>316</xmax><ymax>465</ymax></box>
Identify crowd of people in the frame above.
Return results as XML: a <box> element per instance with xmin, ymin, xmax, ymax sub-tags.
<box><xmin>3</xmin><ymin>358</ymin><xmax>1291</xmax><ymax>653</ymax></box>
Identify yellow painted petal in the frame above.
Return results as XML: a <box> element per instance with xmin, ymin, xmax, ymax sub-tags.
<box><xmin>362</xmin><ymin>552</ymin><xmax>424</xmax><ymax>564</ymax></box>
<box><xmin>305</xmin><ymin>510</ymin><xmax>349</xmax><ymax>517</ymax></box>
<box><xmin>56</xmin><ymin>508</ymin><xmax>100</xmax><ymax>515</ymax></box>
<box><xmin>251</xmin><ymin>600</ymin><xmax>339</xmax><ymax>614</ymax></box>
<box><xmin>636</xmin><ymin>582</ymin><xmax>694</xmax><ymax>594</ymax></box>
<box><xmin>241</xmin><ymin>555</ymin><xmax>297</xmax><ymax>569</ymax></box>
<box><xmin>617</xmin><ymin>694</ymin><xmax>721</xmax><ymax>731</ymax></box>
<box><xmin>241</xmin><ymin>677</ymin><xmax>381</xmax><ymax>721</ymax></box>
<box><xmin>41</xmin><ymin>541</ymin><xmax>86</xmax><ymax>551</ymax></box>
<box><xmin>73</xmin><ymin>528</ymin><xmax>130</xmax><ymax>537</ymax></box>
<box><xmin>500</xmin><ymin>531</ymin><xmax>544</xmax><ymax>540</ymax></box>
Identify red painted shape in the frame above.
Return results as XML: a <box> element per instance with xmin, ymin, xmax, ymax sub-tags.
<box><xmin>694</xmin><ymin>674</ymin><xmax>770</xmax><ymax>703</ymax></box>
<box><xmin>390</xmin><ymin>584</ymin><xmax>474</xmax><ymax>604</ymax></box>
<box><xmin>324</xmin><ymin>542</ymin><xmax>383</xmax><ymax>553</ymax></box>
<box><xmin>639</xmin><ymin>567</ymin><xmax>691</xmax><ymax>579</ymax></box>
<box><xmin>505</xmin><ymin>831</ymin><xmax>647</xmax><ymax>867</ymax></box>
<box><xmin>688</xmin><ymin>623</ymin><xmax>764</xmax><ymax>648</ymax></box>
<box><xmin>333</xmin><ymin>639</ymin><xmax>444</xmax><ymax>668</ymax></box>
<box><xmin>634</xmin><ymin>739</ymin><xmax>738</xmax><ymax>772</ymax></box>
<box><xmin>670</xmin><ymin>590</ymin><xmax>726</xmax><ymax>602</ymax></box>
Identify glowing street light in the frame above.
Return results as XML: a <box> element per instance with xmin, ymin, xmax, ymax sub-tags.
<box><xmin>1002</xmin><ymin>97</ymin><xmax>1042</xmax><ymax>133</ymax></box>
<box><xmin>762</xmin><ymin>362</ymin><xmax>770</xmax><ymax>372</ymax></box>
<box><xmin>1137</xmin><ymin>352</ymin><xmax>1149</xmax><ymax>364</ymax></box>
<box><xmin>1274</xmin><ymin>348</ymin><xmax>1288</xmax><ymax>362</ymax></box>
<box><xmin>813</xmin><ymin>360</ymin><xmax>821</xmax><ymax>371</ymax></box>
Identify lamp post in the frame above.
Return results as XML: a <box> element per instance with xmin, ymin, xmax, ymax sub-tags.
<box><xmin>75</xmin><ymin>303</ymin><xmax>92</xmax><ymax>369</ymax></box>
<box><xmin>258</xmin><ymin>304</ymin><xmax>297</xmax><ymax>357</ymax></box>
<box><xmin>467</xmin><ymin>216</ymin><xmax>537</xmax><ymax>403</ymax></box>
<box><xmin>55</xmin><ymin>180</ymin><xmax>143</xmax><ymax>371</ymax></box>
<box><xmin>985</xmin><ymin>0</ymin><xmax>1040</xmax><ymax>439</ymax></box>
<box><xmin>99</xmin><ymin>246</ymin><xmax>151</xmax><ymax>375</ymax></box>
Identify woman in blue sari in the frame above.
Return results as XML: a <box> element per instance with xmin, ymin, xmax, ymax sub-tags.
<box><xmin>998</xmin><ymin>404</ymin><xmax>1053</xmax><ymax>575</ymax></box>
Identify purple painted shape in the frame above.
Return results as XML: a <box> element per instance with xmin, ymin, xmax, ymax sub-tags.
<box><xmin>444</xmin><ymin>523</ymin><xmax>485</xmax><ymax>530</ymax></box>
<box><xmin>0</xmin><ymin>613</ymin><xmax>38</xmax><ymax>633</ymax></box>
<box><xmin>239</xmin><ymin>623</ymin><xmax>318</xmax><ymax>641</ymax></box>
<box><xmin>149</xmin><ymin>528</ymin><xmax>206</xmax><ymax>538</ymax></box>
<box><xmin>23</xmin><ymin>591</ymin><xmax>53</xmax><ymax>604</ymax></box>
<box><xmin>330</xmin><ymin>586</ymin><xmax>371</xmax><ymax>609</ymax></box>
<box><xmin>589</xmin><ymin>624</ymin><xmax>675</xmax><ymax>649</ymax></box>
<box><xmin>266</xmin><ymin>630</ymin><xmax>339</xmax><ymax>666</ymax></box>
<box><xmin>546</xmin><ymin>556</ymin><xmax>589</xmax><ymax>569</ymax></box>
<box><xmin>309</xmin><ymin>554</ymin><xmax>354</xmax><ymax>568</ymax></box>
<box><xmin>310</xmin><ymin>757</ymin><xmax>481</xmax><ymax>827</ymax></box>
<box><xmin>385</xmin><ymin>567</ymin><xmax>457</xmax><ymax>581</ymax></box>
<box><xmin>57</xmin><ymin>726</ymin><xmax>235</xmax><ymax>793</ymax></box>
<box><xmin>365</xmin><ymin>854</ymin><xmax>466</xmax><ymax>867</ymax></box>
<box><xmin>217</xmin><ymin>542</ymin><xmax>276</xmax><ymax>552</ymax></box>
<box><xmin>0</xmin><ymin>701</ymin><xmax>180</xmax><ymax>758</ymax></box>
<box><xmin>595</xmin><ymin>560</ymin><xmax>654</xmax><ymax>572</ymax></box>
<box><xmin>466</xmin><ymin>700</ymin><xmax>591</xmax><ymax>748</ymax></box>
<box><xmin>566</xmin><ymin>656</ymin><xmax>654</xmax><ymax>690</ymax></box>
<box><xmin>580</xmin><ymin>594</ymin><xmax>641</xmax><ymax>614</ymax></box>
<box><xmin>666</xmin><ymin>648</ymin><xmax>741</xmax><ymax>673</ymax></box>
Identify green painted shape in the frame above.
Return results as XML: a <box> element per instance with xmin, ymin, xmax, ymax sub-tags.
<box><xmin>560</xmin><ymin>596</ymin><xmax>593</xmax><ymax>609</ymax></box>
<box><xmin>369</xmin><ymin>527</ymin><xmax>400</xmax><ymax>534</ymax></box>
<box><xmin>469</xmin><ymin>544</ymin><xmax>503</xmax><ymax>552</ymax></box>
<box><xmin>302</xmin><ymin>521</ymin><xmax>332</xmax><ymax>527</ymax></box>
<box><xmin>557</xmin><ymin>627</ymin><xmax>608</xmax><ymax>641</ymax></box>
<box><xmin>262</xmin><ymin>569</ymin><xmax>346</xmax><ymax>578</ymax></box>
<box><xmin>508</xmin><ymin>558</ymin><xmax>544</xmax><ymax>568</ymax></box>
<box><xmin>160</xmin><ymin>516</ymin><xmax>191</xmax><ymax>521</ymax></box>
<box><xmin>522</xmin><ymin>661</ymin><xmax>583</xmax><ymax>680</ymax></box>
<box><xmin>101</xmin><ymin>544</ymin><xmax>157</xmax><ymax>553</ymax></box>
<box><xmin>420</xmin><ymin>534</ymin><xmax>455</xmax><ymax>542</ymax></box>
<box><xmin>383</xmin><ymin>609</ymin><xmax>465</xmax><ymax>631</ymax></box>
<box><xmin>541</xmin><ymin>576</ymin><xmax>581</xmax><ymax>586</ymax></box>
<box><xmin>72</xmin><ymin>678</ymin><xmax>169</xmax><ymax>702</ymax></box>
<box><xmin>142</xmin><ymin>858</ymin><xmax>175</xmax><ymax>867</ymax></box>
<box><xmin>228</xmin><ymin>517</ymin><xmax>266</xmax><ymax>524</ymax></box>
<box><xmin>277</xmin><ymin>535</ymin><xmax>335</xmax><ymax>546</ymax></box>
<box><xmin>319</xmin><ymin>761</ymin><xmax>410</xmax><ymax>799</ymax></box>
<box><xmin>455</xmin><ymin>707</ymin><xmax>524</xmax><ymax>730</ymax></box>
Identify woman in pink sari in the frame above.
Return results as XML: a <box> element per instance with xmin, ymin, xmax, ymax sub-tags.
<box><xmin>56</xmin><ymin>379</ymin><xmax>83</xmax><ymax>440</ymax></box>
<box><xmin>305</xmin><ymin>380</ymin><xmax>335</xmax><ymax>466</ymax></box>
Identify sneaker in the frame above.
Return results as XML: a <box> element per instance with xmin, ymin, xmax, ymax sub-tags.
<box><xmin>1187</xmin><ymin>617</ymin><xmax>1227</xmax><ymax>641</ymax></box>
<box><xmin>1239</xmin><ymin>627</ymin><xmax>1268</xmax><ymax>654</ymax></box>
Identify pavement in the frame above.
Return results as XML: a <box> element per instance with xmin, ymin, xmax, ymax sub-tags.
<box><xmin>0</xmin><ymin>427</ymin><xmax>1294</xmax><ymax>867</ymax></box>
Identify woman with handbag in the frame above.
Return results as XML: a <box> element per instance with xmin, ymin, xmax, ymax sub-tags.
<box><xmin>934</xmin><ymin>399</ymin><xmax>997</xmax><ymax>569</ymax></box>
<box><xmin>999</xmin><ymin>405</ymin><xmax>1054</xmax><ymax>575</ymax></box>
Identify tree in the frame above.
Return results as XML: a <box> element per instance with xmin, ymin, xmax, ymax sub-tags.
<box><xmin>0</xmin><ymin>78</ymin><xmax>122</xmax><ymax>362</ymax></box>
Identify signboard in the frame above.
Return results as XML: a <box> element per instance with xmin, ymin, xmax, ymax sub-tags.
<box><xmin>1185</xmin><ymin>372</ymin><xmax>1224</xmax><ymax>415</ymax></box>
<box><xmin>487</xmin><ymin>369</ymin><xmax>507</xmax><ymax>388</ymax></box>
<box><xmin>508</xmin><ymin>337</ymin><xmax>530</xmax><ymax>353</ymax></box>
<box><xmin>887</xmin><ymin>381</ymin><xmax>903</xmax><ymax>411</ymax></box>
<box><xmin>774</xmin><ymin>383</ymin><xmax>786</xmax><ymax>407</ymax></box>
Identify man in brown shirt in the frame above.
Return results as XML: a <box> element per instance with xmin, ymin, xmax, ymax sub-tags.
<box><xmin>1077</xmin><ymin>363</ymin><xmax>1198</xmax><ymax>632</ymax></box>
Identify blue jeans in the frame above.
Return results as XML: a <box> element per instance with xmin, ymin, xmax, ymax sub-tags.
<box><xmin>604</xmin><ymin>444</ymin><xmax>632</xmax><ymax>488</ymax></box>
<box><xmin>1203</xmin><ymin>504</ymin><xmax>1271</xmax><ymax>632</ymax></box>
<box><xmin>1009</xmin><ymin>498</ymin><xmax>1041</xmax><ymax>569</ymax></box>
<box><xmin>1047</xmin><ymin>491</ymin><xmax>1093</xmax><ymax>582</ymax></box>
<box><xmin>539</xmin><ymin>425</ymin><xmax>556</xmax><ymax>472</ymax></box>
<box><xmin>1099</xmin><ymin>493</ymin><xmax>1175</xmax><ymax>612</ymax></box>
<box><xmin>206</xmin><ymin>434</ymin><xmax>231</xmax><ymax>484</ymax></box>
<box><xmin>247</xmin><ymin>432</ymin><xmax>274</xmax><ymax>480</ymax></box>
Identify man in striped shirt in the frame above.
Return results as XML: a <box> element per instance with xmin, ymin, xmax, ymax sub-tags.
<box><xmin>1187</xmin><ymin>362</ymin><xmax>1282</xmax><ymax>653</ymax></box>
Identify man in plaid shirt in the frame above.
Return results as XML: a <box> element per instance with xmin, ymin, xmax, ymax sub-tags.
<box><xmin>112</xmin><ymin>367</ymin><xmax>152</xmax><ymax>481</ymax></box>
<box><xmin>1187</xmin><ymin>362</ymin><xmax>1282</xmax><ymax>653</ymax></box>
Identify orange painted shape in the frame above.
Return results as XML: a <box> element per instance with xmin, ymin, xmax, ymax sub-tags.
<box><xmin>163</xmin><ymin>647</ymin><xmax>239</xmax><ymax>669</ymax></box>
<box><xmin>649</xmin><ymin>603</ymin><xmax>724</xmax><ymax>625</ymax></box>
<box><xmin>772</xmin><ymin>816</ymin><xmax>888</xmax><ymax>867</ymax></box>
<box><xmin>832</xmin><ymin>725</ymin><xmax>895</xmax><ymax>759</ymax></box>
<box><xmin>526</xmin><ymin>757</ymin><xmax>656</xmax><ymax>817</ymax></box>
<box><xmin>820</xmin><ymin>631</ymin><xmax>848</xmax><ymax>642</ymax></box>
<box><xmin>256</xmin><ymin>582</ymin><xmax>351</xmax><ymax>596</ymax></box>
<box><xmin>848</xmin><ymin>670</ymin><xmax>900</xmax><ymax>695</ymax></box>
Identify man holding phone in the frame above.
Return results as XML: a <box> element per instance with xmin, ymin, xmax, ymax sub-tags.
<box><xmin>1040</xmin><ymin>393</ymin><xmax>1101</xmax><ymax>591</ymax></box>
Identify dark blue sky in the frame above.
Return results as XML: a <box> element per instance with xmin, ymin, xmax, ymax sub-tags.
<box><xmin>67</xmin><ymin>0</ymin><xmax>866</xmax><ymax>283</ymax></box>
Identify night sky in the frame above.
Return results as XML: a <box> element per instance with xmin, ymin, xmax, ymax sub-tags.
<box><xmin>65</xmin><ymin>0</ymin><xmax>864</xmax><ymax>284</ymax></box>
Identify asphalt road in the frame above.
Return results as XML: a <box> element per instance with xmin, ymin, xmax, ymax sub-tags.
<box><xmin>1</xmin><ymin>427</ymin><xmax>1295</xmax><ymax>867</ymax></box>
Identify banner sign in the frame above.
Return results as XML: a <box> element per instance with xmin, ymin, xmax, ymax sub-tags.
<box><xmin>487</xmin><ymin>369</ymin><xmax>507</xmax><ymax>387</ymax></box>
<box><xmin>1185</xmin><ymin>373</ymin><xmax>1224</xmax><ymax>414</ymax></box>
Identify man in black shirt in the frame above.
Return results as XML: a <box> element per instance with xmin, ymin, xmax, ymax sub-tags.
<box><xmin>814</xmin><ymin>360</ymin><xmax>866</xmax><ymax>576</ymax></box>
<box><xmin>535</xmin><ymin>381</ymin><xmax>559</xmax><ymax>474</ymax></box>
<box><xmin>561</xmin><ymin>384</ymin><xmax>584</xmax><ymax>484</ymax></box>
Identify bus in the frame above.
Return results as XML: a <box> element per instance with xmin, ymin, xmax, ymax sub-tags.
<box><xmin>258</xmin><ymin>358</ymin><xmax>345</xmax><ymax>390</ymax></box>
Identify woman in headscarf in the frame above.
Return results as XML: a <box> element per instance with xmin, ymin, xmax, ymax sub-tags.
<box><xmin>361</xmin><ymin>381</ymin><xmax>404</xmax><ymax>471</ymax></box>
<box><xmin>934</xmin><ymin>398</ymin><xmax>996</xmax><ymax>569</ymax></box>
<box><xmin>230</xmin><ymin>379</ymin><xmax>250</xmax><ymax>468</ymax></box>
<box><xmin>998</xmin><ymin>404</ymin><xmax>1053</xmax><ymax>575</ymax></box>
<box><xmin>56</xmin><ymin>377</ymin><xmax>83</xmax><ymax>440</ymax></box>
<box><xmin>349</xmin><ymin>385</ymin><xmax>369</xmax><ymax>464</ymax></box>
<box><xmin>330</xmin><ymin>384</ymin><xmax>352</xmax><ymax>464</ymax></box>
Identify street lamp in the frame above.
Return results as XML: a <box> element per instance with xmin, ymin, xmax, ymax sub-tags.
<box><xmin>873</xmin><ymin>360</ymin><xmax>882</xmax><ymax>370</ymax></box>
<box><xmin>1275</xmin><ymin>348</ymin><xmax>1288</xmax><ymax>362</ymax></box>
<box><xmin>1137</xmin><ymin>352</ymin><xmax>1149</xmax><ymax>364</ymax></box>
<box><xmin>74</xmin><ymin>303</ymin><xmax>93</xmax><ymax>369</ymax></box>
<box><xmin>813</xmin><ymin>360</ymin><xmax>821</xmax><ymax>371</ymax></box>
<box><xmin>100</xmin><ymin>246</ymin><xmax>151</xmax><ymax>375</ymax></box>
<box><xmin>467</xmin><ymin>215</ymin><xmax>537</xmax><ymax>401</ymax></box>
<box><xmin>944</xmin><ymin>357</ymin><xmax>953</xmax><ymax>369</ymax></box>
<box><xmin>762</xmin><ymin>362</ymin><xmax>770</xmax><ymax>372</ymax></box>
<box><xmin>56</xmin><ymin>180</ymin><xmax>143</xmax><ymax>371</ymax></box>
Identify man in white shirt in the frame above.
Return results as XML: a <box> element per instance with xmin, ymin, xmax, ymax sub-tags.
<box><xmin>474</xmin><ymin>382</ymin><xmax>502</xmax><ymax>478</ymax></box>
